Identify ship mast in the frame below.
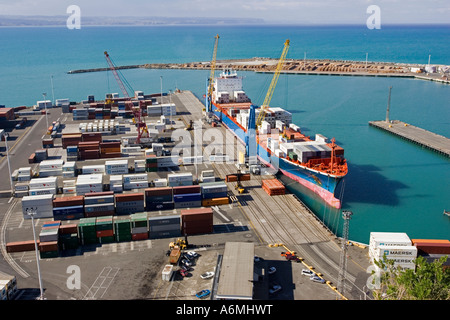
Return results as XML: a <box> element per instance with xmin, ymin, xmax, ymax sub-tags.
<box><xmin>330</xmin><ymin>137</ymin><xmax>336</xmax><ymax>174</ymax></box>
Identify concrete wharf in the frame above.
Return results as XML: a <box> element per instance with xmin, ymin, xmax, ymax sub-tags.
<box><xmin>369</xmin><ymin>120</ymin><xmax>450</xmax><ymax>157</ymax></box>
<box><xmin>172</xmin><ymin>90</ymin><xmax>370</xmax><ymax>298</ymax></box>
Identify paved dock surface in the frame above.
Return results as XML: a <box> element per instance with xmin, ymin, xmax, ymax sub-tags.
<box><xmin>369</xmin><ymin>120</ymin><xmax>450</xmax><ymax>157</ymax></box>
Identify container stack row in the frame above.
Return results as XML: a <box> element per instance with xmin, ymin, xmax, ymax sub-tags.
<box><xmin>6</xmin><ymin>208</ymin><xmax>214</xmax><ymax>258</ymax></box>
<box><xmin>21</xmin><ymin>182</ymin><xmax>229</xmax><ymax>221</ymax></box>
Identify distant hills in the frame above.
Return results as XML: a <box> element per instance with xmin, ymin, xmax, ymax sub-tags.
<box><xmin>0</xmin><ymin>15</ymin><xmax>265</xmax><ymax>26</ymax></box>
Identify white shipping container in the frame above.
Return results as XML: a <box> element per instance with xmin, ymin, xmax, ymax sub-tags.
<box><xmin>63</xmin><ymin>180</ymin><xmax>76</xmax><ymax>187</ymax></box>
<box><xmin>39</xmin><ymin>160</ymin><xmax>64</xmax><ymax>171</ymax></box>
<box><xmin>82</xmin><ymin>165</ymin><xmax>105</xmax><ymax>174</ymax></box>
<box><xmin>123</xmin><ymin>174</ymin><xmax>148</xmax><ymax>183</ymax></box>
<box><xmin>29</xmin><ymin>177</ymin><xmax>58</xmax><ymax>190</ymax></box>
<box><xmin>369</xmin><ymin>232</ymin><xmax>412</xmax><ymax>249</ymax></box>
<box><xmin>63</xmin><ymin>187</ymin><xmax>76</xmax><ymax>194</ymax></box>
<box><xmin>123</xmin><ymin>182</ymin><xmax>149</xmax><ymax>190</ymax></box>
<box><xmin>29</xmin><ymin>188</ymin><xmax>57</xmax><ymax>196</ymax></box>
<box><xmin>14</xmin><ymin>182</ymin><xmax>29</xmax><ymax>192</ymax></box>
<box><xmin>154</xmin><ymin>178</ymin><xmax>168</xmax><ymax>187</ymax></box>
<box><xmin>62</xmin><ymin>162</ymin><xmax>76</xmax><ymax>172</ymax></box>
<box><xmin>168</xmin><ymin>173</ymin><xmax>192</xmax><ymax>182</ymax></box>
<box><xmin>370</xmin><ymin>245</ymin><xmax>418</xmax><ymax>259</ymax></box>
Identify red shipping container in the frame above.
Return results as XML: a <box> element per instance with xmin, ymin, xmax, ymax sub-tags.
<box><xmin>173</xmin><ymin>185</ymin><xmax>201</xmax><ymax>195</ymax></box>
<box><xmin>53</xmin><ymin>195</ymin><xmax>84</xmax><ymax>207</ymax></box>
<box><xmin>59</xmin><ymin>224</ymin><xmax>78</xmax><ymax>235</ymax></box>
<box><xmin>181</xmin><ymin>208</ymin><xmax>213</xmax><ymax>222</ymax></box>
<box><xmin>414</xmin><ymin>242</ymin><xmax>450</xmax><ymax>255</ymax></box>
<box><xmin>84</xmin><ymin>211</ymin><xmax>115</xmax><ymax>218</ymax></box>
<box><xmin>132</xmin><ymin>232</ymin><xmax>148</xmax><ymax>241</ymax></box>
<box><xmin>84</xmin><ymin>191</ymin><xmax>114</xmax><ymax>197</ymax></box>
<box><xmin>96</xmin><ymin>229</ymin><xmax>114</xmax><ymax>238</ymax></box>
<box><xmin>39</xmin><ymin>241</ymin><xmax>59</xmax><ymax>252</ymax></box>
<box><xmin>115</xmin><ymin>193</ymin><xmax>144</xmax><ymax>202</ymax></box>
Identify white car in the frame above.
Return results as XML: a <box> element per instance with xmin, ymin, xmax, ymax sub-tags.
<box><xmin>301</xmin><ymin>269</ymin><xmax>314</xmax><ymax>276</ymax></box>
<box><xmin>268</xmin><ymin>267</ymin><xmax>276</xmax><ymax>275</ymax></box>
<box><xmin>310</xmin><ymin>275</ymin><xmax>325</xmax><ymax>284</ymax></box>
<box><xmin>200</xmin><ymin>271</ymin><xmax>214</xmax><ymax>279</ymax></box>
<box><xmin>187</xmin><ymin>251</ymin><xmax>199</xmax><ymax>258</ymax></box>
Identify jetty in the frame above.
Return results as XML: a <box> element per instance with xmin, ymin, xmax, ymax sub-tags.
<box><xmin>67</xmin><ymin>57</ymin><xmax>450</xmax><ymax>84</ymax></box>
<box><xmin>369</xmin><ymin>120</ymin><xmax>450</xmax><ymax>157</ymax></box>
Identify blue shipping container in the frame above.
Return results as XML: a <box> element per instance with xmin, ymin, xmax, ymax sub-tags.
<box><xmin>173</xmin><ymin>193</ymin><xmax>202</xmax><ymax>203</ymax></box>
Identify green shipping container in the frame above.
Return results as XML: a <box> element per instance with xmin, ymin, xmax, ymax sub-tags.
<box><xmin>40</xmin><ymin>250</ymin><xmax>59</xmax><ymax>259</ymax></box>
<box><xmin>98</xmin><ymin>236</ymin><xmax>115</xmax><ymax>244</ymax></box>
<box><xmin>59</xmin><ymin>233</ymin><xmax>79</xmax><ymax>250</ymax></box>
<box><xmin>131</xmin><ymin>213</ymin><xmax>148</xmax><ymax>228</ymax></box>
<box><xmin>96</xmin><ymin>216</ymin><xmax>114</xmax><ymax>231</ymax></box>
<box><xmin>115</xmin><ymin>233</ymin><xmax>132</xmax><ymax>242</ymax></box>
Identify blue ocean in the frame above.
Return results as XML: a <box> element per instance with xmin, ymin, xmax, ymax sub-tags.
<box><xmin>0</xmin><ymin>25</ymin><xmax>449</xmax><ymax>243</ymax></box>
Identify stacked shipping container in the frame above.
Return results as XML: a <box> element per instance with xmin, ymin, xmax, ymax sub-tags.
<box><xmin>115</xmin><ymin>193</ymin><xmax>145</xmax><ymax>215</ymax></box>
<box><xmin>181</xmin><ymin>208</ymin><xmax>213</xmax><ymax>235</ymax></box>
<box><xmin>145</xmin><ymin>187</ymin><xmax>174</xmax><ymax>211</ymax></box>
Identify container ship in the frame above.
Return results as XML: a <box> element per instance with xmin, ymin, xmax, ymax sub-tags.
<box><xmin>207</xmin><ymin>68</ymin><xmax>348</xmax><ymax>208</ymax></box>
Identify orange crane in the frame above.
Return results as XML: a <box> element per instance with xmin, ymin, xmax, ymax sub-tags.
<box><xmin>104</xmin><ymin>51</ymin><xmax>148</xmax><ymax>143</ymax></box>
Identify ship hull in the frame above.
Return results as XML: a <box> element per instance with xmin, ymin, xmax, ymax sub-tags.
<box><xmin>212</xmin><ymin>103</ymin><xmax>344</xmax><ymax>209</ymax></box>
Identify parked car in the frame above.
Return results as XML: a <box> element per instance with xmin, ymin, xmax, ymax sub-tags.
<box><xmin>187</xmin><ymin>251</ymin><xmax>198</xmax><ymax>258</ymax></box>
<box><xmin>301</xmin><ymin>269</ymin><xmax>314</xmax><ymax>276</ymax></box>
<box><xmin>196</xmin><ymin>289</ymin><xmax>211</xmax><ymax>299</ymax></box>
<box><xmin>181</xmin><ymin>259</ymin><xmax>192</xmax><ymax>267</ymax></box>
<box><xmin>268</xmin><ymin>267</ymin><xmax>276</xmax><ymax>275</ymax></box>
<box><xmin>269</xmin><ymin>284</ymin><xmax>282</xmax><ymax>294</ymax></box>
<box><xmin>200</xmin><ymin>271</ymin><xmax>214</xmax><ymax>279</ymax></box>
<box><xmin>310</xmin><ymin>275</ymin><xmax>326</xmax><ymax>284</ymax></box>
<box><xmin>254</xmin><ymin>256</ymin><xmax>261</xmax><ymax>262</ymax></box>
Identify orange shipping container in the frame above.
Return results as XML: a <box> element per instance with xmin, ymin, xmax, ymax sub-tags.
<box><xmin>201</xmin><ymin>197</ymin><xmax>229</xmax><ymax>207</ymax></box>
<box><xmin>226</xmin><ymin>175</ymin><xmax>238</xmax><ymax>182</ymax></box>
<box><xmin>6</xmin><ymin>240</ymin><xmax>39</xmax><ymax>253</ymax></box>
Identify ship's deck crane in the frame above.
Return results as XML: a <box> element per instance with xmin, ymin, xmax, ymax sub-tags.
<box><xmin>255</xmin><ymin>39</ymin><xmax>290</xmax><ymax>128</ymax></box>
<box><xmin>206</xmin><ymin>34</ymin><xmax>220</xmax><ymax>114</ymax></box>
<box><xmin>104</xmin><ymin>51</ymin><xmax>148</xmax><ymax>144</ymax></box>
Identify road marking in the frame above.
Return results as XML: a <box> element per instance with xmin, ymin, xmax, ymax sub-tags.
<box><xmin>83</xmin><ymin>267</ymin><xmax>120</xmax><ymax>300</ymax></box>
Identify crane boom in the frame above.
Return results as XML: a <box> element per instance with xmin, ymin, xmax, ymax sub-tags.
<box><xmin>104</xmin><ymin>51</ymin><xmax>148</xmax><ymax>143</ymax></box>
<box><xmin>256</xmin><ymin>39</ymin><xmax>290</xmax><ymax>127</ymax></box>
<box><xmin>207</xmin><ymin>34</ymin><xmax>220</xmax><ymax>113</ymax></box>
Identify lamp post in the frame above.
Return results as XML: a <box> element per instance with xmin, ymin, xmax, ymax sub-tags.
<box><xmin>42</xmin><ymin>93</ymin><xmax>49</xmax><ymax>130</ymax></box>
<box><xmin>2</xmin><ymin>132</ymin><xmax>13</xmax><ymax>194</ymax></box>
<box><xmin>27</xmin><ymin>208</ymin><xmax>45</xmax><ymax>300</ymax></box>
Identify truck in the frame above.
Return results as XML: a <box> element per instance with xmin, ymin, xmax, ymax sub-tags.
<box><xmin>169</xmin><ymin>247</ymin><xmax>181</xmax><ymax>264</ymax></box>
<box><xmin>15</xmin><ymin>117</ymin><xmax>27</xmax><ymax>129</ymax></box>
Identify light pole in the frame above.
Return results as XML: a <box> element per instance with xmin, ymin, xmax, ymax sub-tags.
<box><xmin>27</xmin><ymin>208</ymin><xmax>45</xmax><ymax>300</ymax></box>
<box><xmin>2</xmin><ymin>132</ymin><xmax>13</xmax><ymax>194</ymax></box>
<box><xmin>42</xmin><ymin>93</ymin><xmax>49</xmax><ymax>130</ymax></box>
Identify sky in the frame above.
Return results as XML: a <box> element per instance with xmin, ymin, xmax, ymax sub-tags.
<box><xmin>0</xmin><ymin>0</ymin><xmax>449</xmax><ymax>25</ymax></box>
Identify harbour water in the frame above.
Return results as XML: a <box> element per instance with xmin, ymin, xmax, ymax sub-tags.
<box><xmin>0</xmin><ymin>25</ymin><xmax>449</xmax><ymax>244</ymax></box>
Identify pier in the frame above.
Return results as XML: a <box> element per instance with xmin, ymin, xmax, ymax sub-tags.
<box><xmin>369</xmin><ymin>120</ymin><xmax>450</xmax><ymax>157</ymax></box>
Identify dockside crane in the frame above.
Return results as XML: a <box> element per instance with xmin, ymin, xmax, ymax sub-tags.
<box><xmin>104</xmin><ymin>51</ymin><xmax>148</xmax><ymax>144</ymax></box>
<box><xmin>255</xmin><ymin>39</ymin><xmax>290</xmax><ymax>128</ymax></box>
<box><xmin>206</xmin><ymin>34</ymin><xmax>220</xmax><ymax>114</ymax></box>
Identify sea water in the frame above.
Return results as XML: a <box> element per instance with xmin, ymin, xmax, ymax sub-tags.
<box><xmin>0</xmin><ymin>25</ymin><xmax>449</xmax><ymax>243</ymax></box>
